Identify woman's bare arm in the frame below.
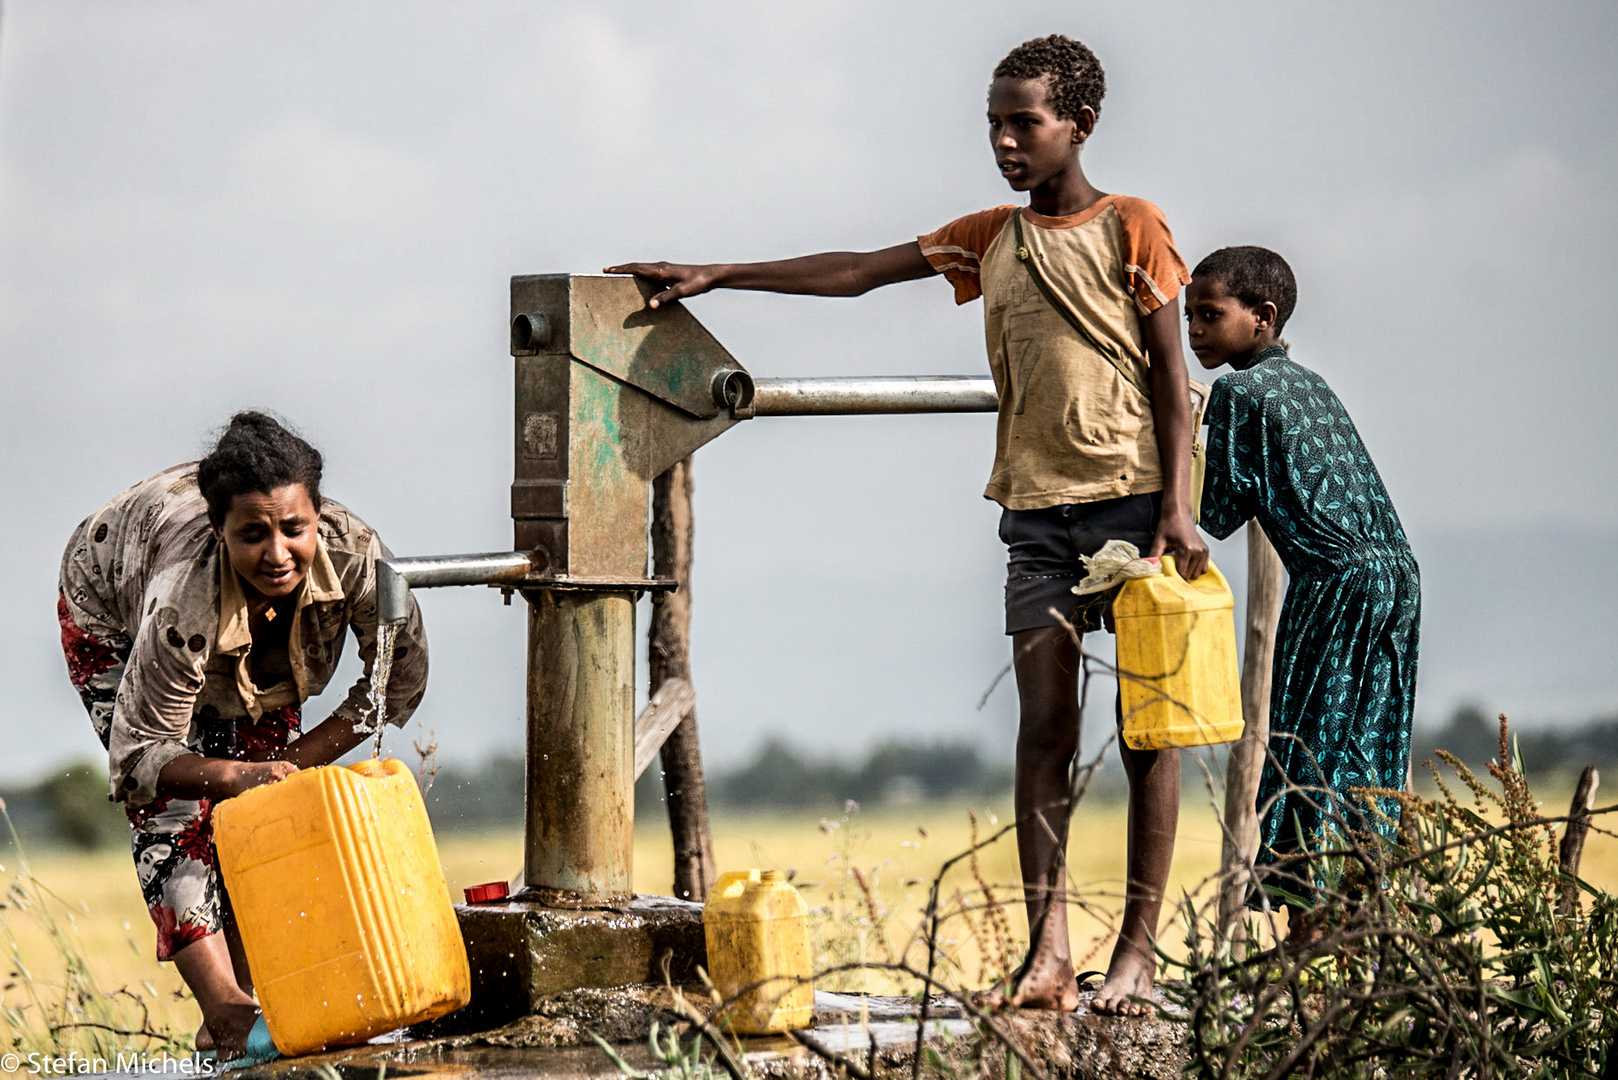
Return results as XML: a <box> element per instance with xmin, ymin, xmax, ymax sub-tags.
<box><xmin>156</xmin><ymin>754</ymin><xmax>297</xmax><ymax>800</ymax></box>
<box><xmin>157</xmin><ymin>711</ymin><xmax>366</xmax><ymax>798</ymax></box>
<box><xmin>605</xmin><ymin>241</ymin><xmax>935</xmax><ymax>309</ymax></box>
<box><xmin>275</xmin><ymin>715</ymin><xmax>370</xmax><ymax>770</ymax></box>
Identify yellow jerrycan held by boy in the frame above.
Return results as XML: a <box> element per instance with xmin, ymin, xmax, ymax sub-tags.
<box><xmin>213</xmin><ymin>758</ymin><xmax>470</xmax><ymax>1056</ymax></box>
<box><xmin>1112</xmin><ymin>554</ymin><xmax>1244</xmax><ymax>750</ymax></box>
<box><xmin>703</xmin><ymin>869</ymin><xmax>814</xmax><ymax>1034</ymax></box>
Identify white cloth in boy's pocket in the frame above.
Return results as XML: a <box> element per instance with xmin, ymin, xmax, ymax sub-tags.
<box><xmin>1072</xmin><ymin>540</ymin><xmax>1162</xmax><ymax>595</ymax></box>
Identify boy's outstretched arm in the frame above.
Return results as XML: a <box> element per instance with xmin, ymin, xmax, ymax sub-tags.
<box><xmin>605</xmin><ymin>242</ymin><xmax>935</xmax><ymax>309</ymax></box>
<box><xmin>1141</xmin><ymin>298</ymin><xmax>1210</xmax><ymax>579</ymax></box>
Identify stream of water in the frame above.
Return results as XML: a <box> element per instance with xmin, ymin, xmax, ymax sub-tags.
<box><xmin>362</xmin><ymin>619</ymin><xmax>401</xmax><ymax>757</ymax></box>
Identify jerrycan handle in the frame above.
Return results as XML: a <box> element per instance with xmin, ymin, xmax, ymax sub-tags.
<box><xmin>710</xmin><ymin>869</ymin><xmax>761</xmax><ymax>901</ymax></box>
<box><xmin>347</xmin><ymin>758</ymin><xmax>405</xmax><ymax>780</ymax></box>
<box><xmin>1157</xmin><ymin>553</ymin><xmax>1232</xmax><ymax>597</ymax></box>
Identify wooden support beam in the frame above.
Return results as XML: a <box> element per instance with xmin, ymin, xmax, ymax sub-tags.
<box><xmin>649</xmin><ymin>456</ymin><xmax>718</xmax><ymax>902</ymax></box>
<box><xmin>1219</xmin><ymin>522</ymin><xmax>1285</xmax><ymax>942</ymax></box>
<box><xmin>634</xmin><ymin>677</ymin><xmax>696</xmax><ymax>780</ymax></box>
<box><xmin>1557</xmin><ymin>765</ymin><xmax>1600</xmax><ymax>915</ymax></box>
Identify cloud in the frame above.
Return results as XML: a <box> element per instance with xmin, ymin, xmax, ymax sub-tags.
<box><xmin>1312</xmin><ymin>146</ymin><xmax>1610</xmax><ymax>297</ymax></box>
<box><xmin>235</xmin><ymin>117</ymin><xmax>436</xmax><ymax>226</ymax></box>
<box><xmin>499</xmin><ymin>10</ymin><xmax>659</xmax><ymax>160</ymax></box>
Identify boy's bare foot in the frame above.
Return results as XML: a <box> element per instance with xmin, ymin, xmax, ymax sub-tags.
<box><xmin>1088</xmin><ymin>949</ymin><xmax>1155</xmax><ymax>1017</ymax></box>
<box><xmin>1009</xmin><ymin>950</ymin><xmax>1082</xmax><ymax>1012</ymax></box>
<box><xmin>194</xmin><ymin>1024</ymin><xmax>214</xmax><ymax>1053</ymax></box>
<box><xmin>972</xmin><ymin>965</ymin><xmax>1020</xmax><ymax>1010</ymax></box>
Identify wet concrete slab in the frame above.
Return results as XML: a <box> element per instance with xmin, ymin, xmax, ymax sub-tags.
<box><xmin>448</xmin><ymin>896</ymin><xmax>707</xmax><ymax>1031</ymax></box>
<box><xmin>219</xmin><ymin>986</ymin><xmax>1189</xmax><ymax>1080</ymax></box>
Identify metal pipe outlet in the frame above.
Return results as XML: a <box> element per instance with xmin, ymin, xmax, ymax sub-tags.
<box><xmin>376</xmin><ymin>551</ymin><xmax>537</xmax><ymax>624</ymax></box>
<box><xmin>748</xmin><ymin>375</ymin><xmax>997</xmax><ymax>417</ymax></box>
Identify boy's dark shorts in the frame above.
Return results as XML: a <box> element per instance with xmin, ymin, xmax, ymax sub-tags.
<box><xmin>1000</xmin><ymin>492</ymin><xmax>1162</xmax><ymax>636</ymax></box>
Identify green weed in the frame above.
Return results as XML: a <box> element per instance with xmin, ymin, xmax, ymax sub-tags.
<box><xmin>1166</xmin><ymin>715</ymin><xmax>1618</xmax><ymax>1078</ymax></box>
<box><xmin>0</xmin><ymin>802</ymin><xmax>185</xmax><ymax>1060</ymax></box>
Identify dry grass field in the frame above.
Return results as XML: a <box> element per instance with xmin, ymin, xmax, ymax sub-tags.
<box><xmin>3</xmin><ymin>783</ymin><xmax>1612</xmax><ymax>1050</ymax></box>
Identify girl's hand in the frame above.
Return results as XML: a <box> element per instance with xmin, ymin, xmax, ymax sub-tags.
<box><xmin>230</xmin><ymin>760</ymin><xmax>298</xmax><ymax>797</ymax></box>
<box><xmin>603</xmin><ymin>262</ymin><xmax>725</xmax><ymax>309</ymax></box>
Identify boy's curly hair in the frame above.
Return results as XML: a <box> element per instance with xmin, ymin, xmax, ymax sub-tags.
<box><xmin>1193</xmin><ymin>246</ymin><xmax>1299</xmax><ymax>333</ymax></box>
<box><xmin>993</xmin><ymin>35</ymin><xmax>1106</xmax><ymax>122</ymax></box>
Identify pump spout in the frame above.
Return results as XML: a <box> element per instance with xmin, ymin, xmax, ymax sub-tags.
<box><xmin>376</xmin><ymin>551</ymin><xmax>539</xmax><ymax>625</ymax></box>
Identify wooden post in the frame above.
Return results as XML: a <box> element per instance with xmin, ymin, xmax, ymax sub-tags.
<box><xmin>1557</xmin><ymin>765</ymin><xmax>1601</xmax><ymax>915</ymax></box>
<box><xmin>649</xmin><ymin>456</ymin><xmax>718</xmax><ymax>902</ymax></box>
<box><xmin>1219</xmin><ymin>522</ymin><xmax>1286</xmax><ymax>941</ymax></box>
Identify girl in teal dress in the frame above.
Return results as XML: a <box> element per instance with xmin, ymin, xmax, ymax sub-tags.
<box><xmin>1184</xmin><ymin>246</ymin><xmax>1420</xmax><ymax>905</ymax></box>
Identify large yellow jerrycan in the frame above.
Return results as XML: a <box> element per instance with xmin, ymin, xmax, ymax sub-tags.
<box><xmin>1113</xmin><ymin>554</ymin><xmax>1244</xmax><ymax>750</ymax></box>
<box><xmin>213</xmin><ymin>758</ymin><xmax>470</xmax><ymax>1056</ymax></box>
<box><xmin>703</xmin><ymin>869</ymin><xmax>814</xmax><ymax>1034</ymax></box>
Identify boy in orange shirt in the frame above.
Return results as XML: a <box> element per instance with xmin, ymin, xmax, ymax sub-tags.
<box><xmin>611</xmin><ymin>34</ymin><xmax>1205</xmax><ymax>1015</ymax></box>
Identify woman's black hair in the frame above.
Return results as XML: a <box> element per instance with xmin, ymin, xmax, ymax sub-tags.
<box><xmin>993</xmin><ymin>34</ymin><xmax>1106</xmax><ymax>122</ymax></box>
<box><xmin>197</xmin><ymin>411</ymin><xmax>324</xmax><ymax>527</ymax></box>
<box><xmin>1192</xmin><ymin>246</ymin><xmax>1299</xmax><ymax>333</ymax></box>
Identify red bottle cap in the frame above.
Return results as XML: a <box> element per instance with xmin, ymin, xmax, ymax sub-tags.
<box><xmin>463</xmin><ymin>881</ymin><xmax>510</xmax><ymax>904</ymax></box>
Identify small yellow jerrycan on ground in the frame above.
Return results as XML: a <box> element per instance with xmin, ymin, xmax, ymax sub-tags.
<box><xmin>703</xmin><ymin>869</ymin><xmax>814</xmax><ymax>1034</ymax></box>
<box><xmin>1113</xmin><ymin>554</ymin><xmax>1244</xmax><ymax>750</ymax></box>
<box><xmin>214</xmin><ymin>758</ymin><xmax>470</xmax><ymax>1056</ymax></box>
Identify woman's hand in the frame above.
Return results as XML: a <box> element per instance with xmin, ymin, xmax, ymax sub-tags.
<box><xmin>603</xmin><ymin>262</ymin><xmax>725</xmax><ymax>309</ymax></box>
<box><xmin>157</xmin><ymin>754</ymin><xmax>298</xmax><ymax>801</ymax></box>
<box><xmin>229</xmin><ymin>760</ymin><xmax>298</xmax><ymax>796</ymax></box>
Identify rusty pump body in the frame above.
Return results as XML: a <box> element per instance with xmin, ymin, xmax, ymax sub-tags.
<box><xmin>378</xmin><ymin>274</ymin><xmax>994</xmax><ymax>905</ymax></box>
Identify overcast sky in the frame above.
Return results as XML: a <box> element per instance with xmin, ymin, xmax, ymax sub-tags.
<box><xmin>2</xmin><ymin>1</ymin><xmax>1615</xmax><ymax>784</ymax></box>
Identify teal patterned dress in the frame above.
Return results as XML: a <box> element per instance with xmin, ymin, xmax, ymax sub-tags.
<box><xmin>1199</xmin><ymin>346</ymin><xmax>1421</xmax><ymax>887</ymax></box>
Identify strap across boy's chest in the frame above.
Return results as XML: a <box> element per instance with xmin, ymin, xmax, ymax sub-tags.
<box><xmin>976</xmin><ymin>210</ymin><xmax>1164</xmax><ymax>509</ymax></box>
<box><xmin>979</xmin><ymin>210</ymin><xmax>1152</xmax><ymax>399</ymax></box>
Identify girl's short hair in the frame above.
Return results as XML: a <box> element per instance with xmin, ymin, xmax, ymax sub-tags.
<box><xmin>1193</xmin><ymin>246</ymin><xmax>1299</xmax><ymax>333</ymax></box>
<box><xmin>197</xmin><ymin>411</ymin><xmax>324</xmax><ymax>527</ymax></box>
<box><xmin>993</xmin><ymin>34</ymin><xmax>1106</xmax><ymax>122</ymax></box>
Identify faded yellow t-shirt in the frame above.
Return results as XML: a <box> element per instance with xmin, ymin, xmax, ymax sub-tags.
<box><xmin>918</xmin><ymin>196</ymin><xmax>1190</xmax><ymax>509</ymax></box>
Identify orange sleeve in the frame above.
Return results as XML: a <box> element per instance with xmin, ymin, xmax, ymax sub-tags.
<box><xmin>918</xmin><ymin>206</ymin><xmax>1019</xmax><ymax>305</ymax></box>
<box><xmin>1113</xmin><ymin>197</ymin><xmax>1191</xmax><ymax>315</ymax></box>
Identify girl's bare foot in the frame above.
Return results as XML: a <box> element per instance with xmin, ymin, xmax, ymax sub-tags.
<box><xmin>194</xmin><ymin>1024</ymin><xmax>214</xmax><ymax>1054</ymax></box>
<box><xmin>1088</xmin><ymin>949</ymin><xmax>1155</xmax><ymax>1017</ymax></box>
<box><xmin>206</xmin><ymin>1003</ymin><xmax>262</xmax><ymax>1060</ymax></box>
<box><xmin>1285</xmin><ymin>905</ymin><xmax>1328</xmax><ymax>952</ymax></box>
